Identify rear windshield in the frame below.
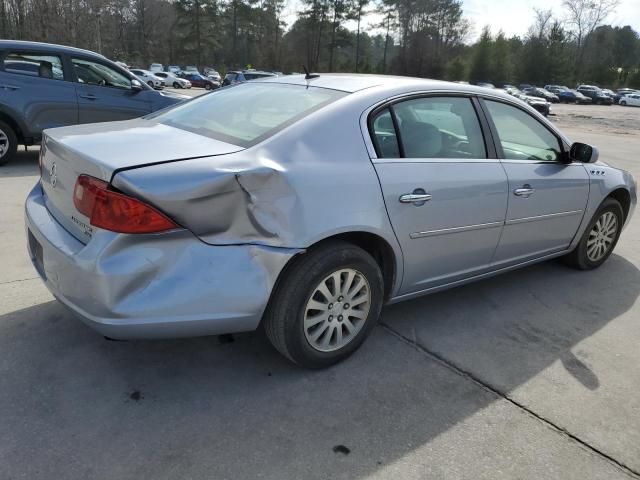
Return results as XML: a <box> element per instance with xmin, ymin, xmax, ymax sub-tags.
<box><xmin>150</xmin><ymin>83</ymin><xmax>347</xmax><ymax>147</ymax></box>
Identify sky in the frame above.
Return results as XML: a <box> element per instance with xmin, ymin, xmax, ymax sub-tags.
<box><xmin>280</xmin><ymin>0</ymin><xmax>640</xmax><ymax>42</ymax></box>
<box><xmin>462</xmin><ymin>0</ymin><xmax>640</xmax><ymax>40</ymax></box>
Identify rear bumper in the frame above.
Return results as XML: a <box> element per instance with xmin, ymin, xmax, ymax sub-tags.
<box><xmin>25</xmin><ymin>183</ymin><xmax>300</xmax><ymax>339</ymax></box>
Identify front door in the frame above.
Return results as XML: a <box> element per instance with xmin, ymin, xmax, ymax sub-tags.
<box><xmin>481</xmin><ymin>99</ymin><xmax>590</xmax><ymax>265</ymax></box>
<box><xmin>370</xmin><ymin>95</ymin><xmax>508</xmax><ymax>294</ymax></box>
<box><xmin>71</xmin><ymin>57</ymin><xmax>151</xmax><ymax>124</ymax></box>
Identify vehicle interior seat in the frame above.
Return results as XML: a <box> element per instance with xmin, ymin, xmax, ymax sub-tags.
<box><xmin>402</xmin><ymin>121</ymin><xmax>442</xmax><ymax>158</ymax></box>
<box><xmin>38</xmin><ymin>61</ymin><xmax>53</xmax><ymax>79</ymax></box>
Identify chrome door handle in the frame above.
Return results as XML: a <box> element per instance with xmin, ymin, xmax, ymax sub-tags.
<box><xmin>399</xmin><ymin>193</ymin><xmax>432</xmax><ymax>204</ymax></box>
<box><xmin>0</xmin><ymin>84</ymin><xmax>20</xmax><ymax>90</ymax></box>
<box><xmin>79</xmin><ymin>94</ymin><xmax>98</xmax><ymax>100</ymax></box>
<box><xmin>513</xmin><ymin>185</ymin><xmax>535</xmax><ymax>197</ymax></box>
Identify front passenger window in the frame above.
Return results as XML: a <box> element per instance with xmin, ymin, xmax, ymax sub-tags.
<box><xmin>71</xmin><ymin>58</ymin><xmax>131</xmax><ymax>89</ymax></box>
<box><xmin>485</xmin><ymin>100</ymin><xmax>561</xmax><ymax>162</ymax></box>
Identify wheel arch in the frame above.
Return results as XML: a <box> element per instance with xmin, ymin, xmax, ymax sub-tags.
<box><xmin>0</xmin><ymin>109</ymin><xmax>26</xmax><ymax>144</ymax></box>
<box><xmin>607</xmin><ymin>188</ymin><xmax>631</xmax><ymax>223</ymax></box>
<box><xmin>270</xmin><ymin>231</ymin><xmax>400</xmax><ymax>306</ymax></box>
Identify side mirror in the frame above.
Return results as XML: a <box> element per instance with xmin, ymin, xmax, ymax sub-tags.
<box><xmin>569</xmin><ymin>142</ymin><xmax>599</xmax><ymax>163</ymax></box>
<box><xmin>131</xmin><ymin>79</ymin><xmax>143</xmax><ymax>92</ymax></box>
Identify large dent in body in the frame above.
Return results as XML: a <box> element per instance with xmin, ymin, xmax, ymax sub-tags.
<box><xmin>110</xmin><ymin>91</ymin><xmax>405</xmax><ymax>293</ymax></box>
<box><xmin>113</xmin><ymin>157</ymin><xmax>301</xmax><ymax>245</ymax></box>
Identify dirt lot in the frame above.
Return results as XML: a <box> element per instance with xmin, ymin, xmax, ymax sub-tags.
<box><xmin>551</xmin><ymin>102</ymin><xmax>640</xmax><ymax>135</ymax></box>
<box><xmin>0</xmin><ymin>102</ymin><xmax>639</xmax><ymax>480</ymax></box>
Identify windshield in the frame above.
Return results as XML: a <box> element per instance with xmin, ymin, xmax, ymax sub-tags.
<box><xmin>150</xmin><ymin>83</ymin><xmax>347</xmax><ymax>147</ymax></box>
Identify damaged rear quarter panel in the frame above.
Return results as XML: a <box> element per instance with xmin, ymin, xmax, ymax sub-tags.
<box><xmin>111</xmin><ymin>94</ymin><xmax>402</xmax><ymax>254</ymax></box>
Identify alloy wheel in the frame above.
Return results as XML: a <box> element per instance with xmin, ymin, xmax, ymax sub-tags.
<box><xmin>0</xmin><ymin>128</ymin><xmax>8</xmax><ymax>159</ymax></box>
<box><xmin>303</xmin><ymin>268</ymin><xmax>371</xmax><ymax>352</ymax></box>
<box><xmin>587</xmin><ymin>211</ymin><xmax>618</xmax><ymax>262</ymax></box>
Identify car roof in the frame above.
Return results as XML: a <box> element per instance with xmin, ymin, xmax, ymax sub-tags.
<box><xmin>260</xmin><ymin>74</ymin><xmax>519</xmax><ymax>97</ymax></box>
<box><xmin>0</xmin><ymin>40</ymin><xmax>105</xmax><ymax>59</ymax></box>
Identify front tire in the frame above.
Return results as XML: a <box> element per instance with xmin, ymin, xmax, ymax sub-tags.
<box><xmin>621</xmin><ymin>100</ymin><xmax>627</xmax><ymax>106</ymax></box>
<box><xmin>0</xmin><ymin>120</ymin><xmax>18</xmax><ymax>166</ymax></box>
<box><xmin>205</xmin><ymin>83</ymin><xmax>212</xmax><ymax>90</ymax></box>
<box><xmin>563</xmin><ymin>198</ymin><xmax>623</xmax><ymax>270</ymax></box>
<box><xmin>173</xmin><ymin>82</ymin><xmax>180</xmax><ymax>89</ymax></box>
<box><xmin>263</xmin><ymin>241</ymin><xmax>384</xmax><ymax>368</ymax></box>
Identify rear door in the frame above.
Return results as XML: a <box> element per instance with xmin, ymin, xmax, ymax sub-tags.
<box><xmin>0</xmin><ymin>49</ymin><xmax>77</xmax><ymax>137</ymax></box>
<box><xmin>370</xmin><ymin>95</ymin><xmax>509</xmax><ymax>294</ymax></box>
<box><xmin>71</xmin><ymin>57</ymin><xmax>152</xmax><ymax>123</ymax></box>
<box><xmin>480</xmin><ymin>98</ymin><xmax>589</xmax><ymax>265</ymax></box>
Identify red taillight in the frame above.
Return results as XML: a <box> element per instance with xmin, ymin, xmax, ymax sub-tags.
<box><xmin>73</xmin><ymin>175</ymin><xmax>178</xmax><ymax>234</ymax></box>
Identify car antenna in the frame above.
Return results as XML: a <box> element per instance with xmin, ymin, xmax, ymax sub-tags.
<box><xmin>302</xmin><ymin>65</ymin><xmax>320</xmax><ymax>80</ymax></box>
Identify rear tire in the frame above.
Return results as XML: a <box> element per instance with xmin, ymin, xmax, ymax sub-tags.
<box><xmin>0</xmin><ymin>120</ymin><xmax>18</xmax><ymax>166</ymax></box>
<box><xmin>563</xmin><ymin>198</ymin><xmax>623</xmax><ymax>270</ymax></box>
<box><xmin>263</xmin><ymin>241</ymin><xmax>384</xmax><ymax>368</ymax></box>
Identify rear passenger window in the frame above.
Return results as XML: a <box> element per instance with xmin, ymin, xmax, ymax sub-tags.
<box><xmin>2</xmin><ymin>52</ymin><xmax>65</xmax><ymax>80</ymax></box>
<box><xmin>393</xmin><ymin>97</ymin><xmax>486</xmax><ymax>159</ymax></box>
<box><xmin>371</xmin><ymin>108</ymin><xmax>400</xmax><ymax>158</ymax></box>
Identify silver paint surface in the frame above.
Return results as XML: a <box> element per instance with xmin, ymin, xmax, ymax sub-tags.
<box><xmin>25</xmin><ymin>74</ymin><xmax>637</xmax><ymax>339</ymax></box>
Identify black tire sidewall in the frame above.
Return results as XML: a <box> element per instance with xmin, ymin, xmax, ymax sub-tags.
<box><xmin>0</xmin><ymin>120</ymin><xmax>18</xmax><ymax>166</ymax></box>
<box><xmin>173</xmin><ymin>82</ymin><xmax>180</xmax><ymax>88</ymax></box>
<box><xmin>277</xmin><ymin>245</ymin><xmax>383</xmax><ymax>368</ymax></box>
<box><xmin>575</xmin><ymin>199</ymin><xmax>624</xmax><ymax>269</ymax></box>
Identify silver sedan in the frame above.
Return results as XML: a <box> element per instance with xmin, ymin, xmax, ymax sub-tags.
<box><xmin>26</xmin><ymin>75</ymin><xmax>637</xmax><ymax>368</ymax></box>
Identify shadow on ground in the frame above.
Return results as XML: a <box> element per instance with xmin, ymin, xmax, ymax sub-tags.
<box><xmin>1</xmin><ymin>255</ymin><xmax>638</xmax><ymax>479</ymax></box>
<box><xmin>0</xmin><ymin>149</ymin><xmax>39</xmax><ymax>178</ymax></box>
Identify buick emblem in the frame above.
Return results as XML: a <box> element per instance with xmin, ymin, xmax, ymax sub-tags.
<box><xmin>49</xmin><ymin>162</ymin><xmax>57</xmax><ymax>188</ymax></box>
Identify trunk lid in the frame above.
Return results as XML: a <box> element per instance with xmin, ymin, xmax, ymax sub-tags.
<box><xmin>39</xmin><ymin>118</ymin><xmax>243</xmax><ymax>243</ymax></box>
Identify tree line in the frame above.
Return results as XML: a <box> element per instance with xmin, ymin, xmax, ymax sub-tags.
<box><xmin>1</xmin><ymin>0</ymin><xmax>638</xmax><ymax>87</ymax></box>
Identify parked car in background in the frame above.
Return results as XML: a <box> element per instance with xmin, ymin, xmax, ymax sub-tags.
<box><xmin>222</xmin><ymin>69</ymin><xmax>277</xmax><ymax>86</ymax></box>
<box><xmin>519</xmin><ymin>83</ymin><xmax>534</xmax><ymax>90</ymax></box>
<box><xmin>619</xmin><ymin>93</ymin><xmax>640</xmax><ymax>107</ymax></box>
<box><xmin>577</xmin><ymin>85</ymin><xmax>613</xmax><ymax>105</ymax></box>
<box><xmin>26</xmin><ymin>75</ymin><xmax>636</xmax><ymax>367</ymax></box>
<box><xmin>167</xmin><ymin>65</ymin><xmax>182</xmax><ymax>74</ymax></box>
<box><xmin>506</xmin><ymin>88</ymin><xmax>551</xmax><ymax>116</ymax></box>
<box><xmin>130</xmin><ymin>68</ymin><xmax>164</xmax><ymax>89</ymax></box>
<box><xmin>0</xmin><ymin>40</ymin><xmax>187</xmax><ymax>166</ymax></box>
<box><xmin>544</xmin><ymin>85</ymin><xmax>569</xmax><ymax>94</ymax></box>
<box><xmin>614</xmin><ymin>88</ymin><xmax>638</xmax><ymax>104</ymax></box>
<box><xmin>149</xmin><ymin>63</ymin><xmax>164</xmax><ymax>73</ymax></box>
<box><xmin>476</xmin><ymin>82</ymin><xmax>495</xmax><ymax>89</ymax></box>
<box><xmin>115</xmin><ymin>60</ymin><xmax>130</xmax><ymax>70</ymax></box>
<box><xmin>204</xmin><ymin>68</ymin><xmax>221</xmax><ymax>82</ymax></box>
<box><xmin>601</xmin><ymin>88</ymin><xmax>615</xmax><ymax>99</ymax></box>
<box><xmin>180</xmin><ymin>72</ymin><xmax>219</xmax><ymax>90</ymax></box>
<box><xmin>558</xmin><ymin>89</ymin><xmax>592</xmax><ymax>104</ymax></box>
<box><xmin>155</xmin><ymin>72</ymin><xmax>191</xmax><ymax>89</ymax></box>
<box><xmin>183</xmin><ymin>65</ymin><xmax>200</xmax><ymax>74</ymax></box>
<box><xmin>524</xmin><ymin>87</ymin><xmax>560</xmax><ymax>103</ymax></box>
